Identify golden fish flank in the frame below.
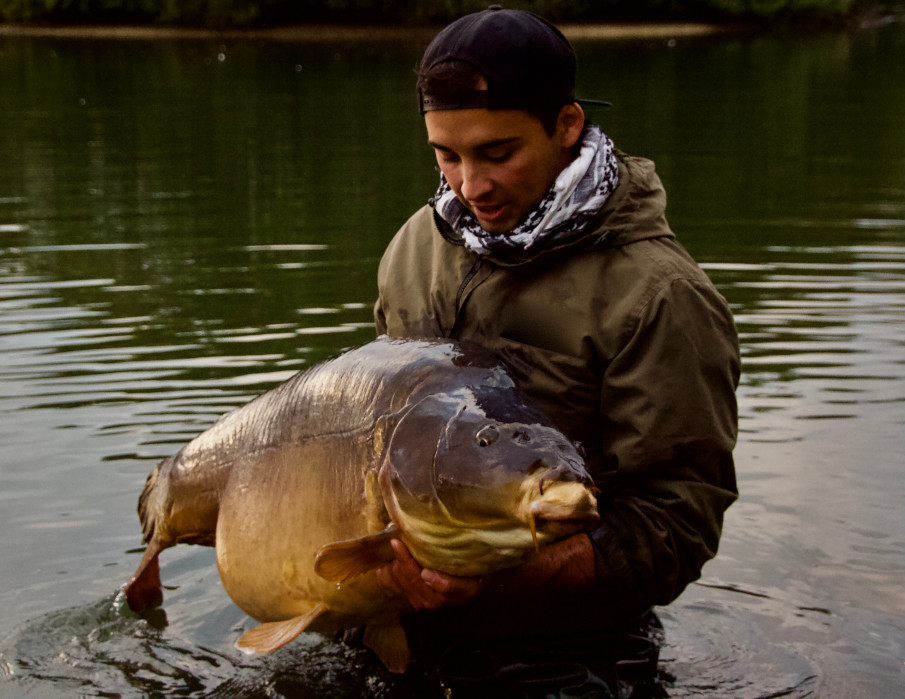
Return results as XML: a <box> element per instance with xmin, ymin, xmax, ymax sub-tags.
<box><xmin>123</xmin><ymin>337</ymin><xmax>599</xmax><ymax>673</ymax></box>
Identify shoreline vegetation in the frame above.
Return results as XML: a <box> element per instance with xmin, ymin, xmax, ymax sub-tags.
<box><xmin>0</xmin><ymin>21</ymin><xmax>742</xmax><ymax>41</ymax></box>
<box><xmin>0</xmin><ymin>2</ymin><xmax>899</xmax><ymax>38</ymax></box>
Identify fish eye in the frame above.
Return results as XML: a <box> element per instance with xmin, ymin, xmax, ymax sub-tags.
<box><xmin>475</xmin><ymin>425</ymin><xmax>499</xmax><ymax>447</ymax></box>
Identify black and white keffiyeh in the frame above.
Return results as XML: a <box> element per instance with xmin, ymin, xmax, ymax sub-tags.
<box><xmin>430</xmin><ymin>124</ymin><xmax>620</xmax><ymax>256</ymax></box>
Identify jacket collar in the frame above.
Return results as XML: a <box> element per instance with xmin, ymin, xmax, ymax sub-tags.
<box><xmin>434</xmin><ymin>151</ymin><xmax>676</xmax><ymax>267</ymax></box>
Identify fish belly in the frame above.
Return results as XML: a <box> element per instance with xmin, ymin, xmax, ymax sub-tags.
<box><xmin>215</xmin><ymin>437</ymin><xmax>380</xmax><ymax>624</ymax></box>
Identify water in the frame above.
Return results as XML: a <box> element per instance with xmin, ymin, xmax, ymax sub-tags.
<box><xmin>1</xmin><ymin>21</ymin><xmax>904</xmax><ymax>697</ymax></box>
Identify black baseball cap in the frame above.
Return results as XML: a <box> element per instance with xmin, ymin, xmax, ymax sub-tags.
<box><xmin>417</xmin><ymin>5</ymin><xmax>608</xmax><ymax>114</ymax></box>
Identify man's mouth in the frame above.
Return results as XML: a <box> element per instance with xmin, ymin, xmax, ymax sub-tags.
<box><xmin>472</xmin><ymin>203</ymin><xmax>507</xmax><ymax>225</ymax></box>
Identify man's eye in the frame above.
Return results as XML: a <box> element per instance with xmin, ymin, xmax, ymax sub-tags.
<box><xmin>433</xmin><ymin>148</ymin><xmax>459</xmax><ymax>163</ymax></box>
<box><xmin>486</xmin><ymin>151</ymin><xmax>511</xmax><ymax>163</ymax></box>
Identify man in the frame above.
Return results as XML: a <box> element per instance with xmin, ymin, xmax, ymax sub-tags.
<box><xmin>373</xmin><ymin>6</ymin><xmax>740</xmax><ymax>696</ymax></box>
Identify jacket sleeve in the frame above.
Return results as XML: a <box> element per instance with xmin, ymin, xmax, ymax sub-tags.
<box><xmin>374</xmin><ymin>297</ymin><xmax>388</xmax><ymax>336</ymax></box>
<box><xmin>587</xmin><ymin>276</ymin><xmax>740</xmax><ymax>612</ymax></box>
<box><xmin>373</xmin><ymin>231</ymin><xmax>392</xmax><ymax>336</ymax></box>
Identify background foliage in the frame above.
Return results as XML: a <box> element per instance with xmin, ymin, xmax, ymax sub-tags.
<box><xmin>0</xmin><ymin>0</ymin><xmax>885</xmax><ymax>27</ymax></box>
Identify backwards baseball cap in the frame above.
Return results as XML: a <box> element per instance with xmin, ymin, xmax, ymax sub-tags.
<box><xmin>418</xmin><ymin>5</ymin><xmax>608</xmax><ymax>114</ymax></box>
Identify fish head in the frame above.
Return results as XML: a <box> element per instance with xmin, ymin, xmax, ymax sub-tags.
<box><xmin>378</xmin><ymin>386</ymin><xmax>599</xmax><ymax>575</ymax></box>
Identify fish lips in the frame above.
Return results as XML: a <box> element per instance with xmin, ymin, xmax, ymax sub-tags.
<box><xmin>522</xmin><ymin>478</ymin><xmax>600</xmax><ymax>550</ymax></box>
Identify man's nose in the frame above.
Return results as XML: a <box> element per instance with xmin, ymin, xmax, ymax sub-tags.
<box><xmin>460</xmin><ymin>161</ymin><xmax>493</xmax><ymax>201</ymax></box>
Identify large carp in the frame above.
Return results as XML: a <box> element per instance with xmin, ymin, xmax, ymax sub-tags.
<box><xmin>123</xmin><ymin>336</ymin><xmax>598</xmax><ymax>672</ymax></box>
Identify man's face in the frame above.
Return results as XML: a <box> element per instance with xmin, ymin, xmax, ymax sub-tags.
<box><xmin>425</xmin><ymin>106</ymin><xmax>582</xmax><ymax>234</ymax></box>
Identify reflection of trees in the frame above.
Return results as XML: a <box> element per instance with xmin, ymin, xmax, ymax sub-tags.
<box><xmin>0</xmin><ymin>37</ymin><xmax>435</xmax><ymax>363</ymax></box>
<box><xmin>576</xmin><ymin>27</ymin><xmax>904</xmax><ymax>258</ymax></box>
<box><xmin>2</xmin><ymin>28</ymin><xmax>902</xmax><ymax>376</ymax></box>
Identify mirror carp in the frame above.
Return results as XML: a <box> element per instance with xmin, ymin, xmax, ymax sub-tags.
<box><xmin>123</xmin><ymin>336</ymin><xmax>599</xmax><ymax>672</ymax></box>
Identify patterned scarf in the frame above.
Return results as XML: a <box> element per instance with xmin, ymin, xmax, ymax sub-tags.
<box><xmin>430</xmin><ymin>124</ymin><xmax>620</xmax><ymax>257</ymax></box>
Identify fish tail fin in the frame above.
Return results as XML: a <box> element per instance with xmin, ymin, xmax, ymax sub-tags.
<box><xmin>123</xmin><ymin>537</ymin><xmax>164</xmax><ymax>613</ymax></box>
<box><xmin>235</xmin><ymin>604</ymin><xmax>326</xmax><ymax>656</ymax></box>
<box><xmin>124</xmin><ymin>463</ymin><xmax>171</xmax><ymax>613</ymax></box>
<box><xmin>363</xmin><ymin>622</ymin><xmax>411</xmax><ymax>674</ymax></box>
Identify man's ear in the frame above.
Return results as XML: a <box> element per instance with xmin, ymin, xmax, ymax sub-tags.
<box><xmin>558</xmin><ymin>103</ymin><xmax>585</xmax><ymax>149</ymax></box>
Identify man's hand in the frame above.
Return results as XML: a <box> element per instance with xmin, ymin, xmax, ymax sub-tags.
<box><xmin>376</xmin><ymin>539</ymin><xmax>485</xmax><ymax>610</ymax></box>
<box><xmin>375</xmin><ymin>533</ymin><xmax>596</xmax><ymax>612</ymax></box>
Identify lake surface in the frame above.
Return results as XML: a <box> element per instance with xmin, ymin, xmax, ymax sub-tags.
<box><xmin>1</xmin><ymin>19</ymin><xmax>904</xmax><ymax>698</ymax></box>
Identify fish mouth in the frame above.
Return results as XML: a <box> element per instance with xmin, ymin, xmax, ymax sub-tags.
<box><xmin>526</xmin><ymin>482</ymin><xmax>599</xmax><ymax>551</ymax></box>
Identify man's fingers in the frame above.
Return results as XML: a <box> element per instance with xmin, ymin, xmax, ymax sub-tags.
<box><xmin>375</xmin><ymin>565</ymin><xmax>401</xmax><ymax>595</ymax></box>
<box><xmin>390</xmin><ymin>538</ymin><xmax>417</xmax><ymax>566</ymax></box>
<box><xmin>375</xmin><ymin>540</ymin><xmax>442</xmax><ymax>610</ymax></box>
<box><xmin>421</xmin><ymin>569</ymin><xmax>451</xmax><ymax>592</ymax></box>
<box><xmin>378</xmin><ymin>538</ymin><xmax>482</xmax><ymax>610</ymax></box>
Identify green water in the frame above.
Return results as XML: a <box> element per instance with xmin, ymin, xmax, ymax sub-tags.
<box><xmin>1</xmin><ymin>22</ymin><xmax>904</xmax><ymax>697</ymax></box>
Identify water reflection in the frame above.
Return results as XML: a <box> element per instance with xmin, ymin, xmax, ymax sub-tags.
<box><xmin>2</xmin><ymin>20</ymin><xmax>905</xmax><ymax>698</ymax></box>
<box><xmin>729</xmin><ymin>243</ymin><xmax>905</xmax><ymax>437</ymax></box>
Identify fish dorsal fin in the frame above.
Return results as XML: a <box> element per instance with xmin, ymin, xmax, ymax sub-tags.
<box><xmin>235</xmin><ymin>604</ymin><xmax>326</xmax><ymax>656</ymax></box>
<box><xmin>363</xmin><ymin>622</ymin><xmax>411</xmax><ymax>674</ymax></box>
<box><xmin>313</xmin><ymin>525</ymin><xmax>397</xmax><ymax>582</ymax></box>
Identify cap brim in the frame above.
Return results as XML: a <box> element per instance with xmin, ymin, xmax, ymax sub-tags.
<box><xmin>576</xmin><ymin>97</ymin><xmax>612</xmax><ymax>108</ymax></box>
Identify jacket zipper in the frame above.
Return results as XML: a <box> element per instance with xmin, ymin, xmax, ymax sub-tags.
<box><xmin>433</xmin><ymin>210</ymin><xmax>492</xmax><ymax>335</ymax></box>
<box><xmin>449</xmin><ymin>257</ymin><xmax>490</xmax><ymax>338</ymax></box>
<box><xmin>456</xmin><ymin>257</ymin><xmax>485</xmax><ymax>314</ymax></box>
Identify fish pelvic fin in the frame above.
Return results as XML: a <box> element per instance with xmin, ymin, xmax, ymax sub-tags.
<box><xmin>123</xmin><ymin>538</ymin><xmax>164</xmax><ymax>613</ymax></box>
<box><xmin>235</xmin><ymin>604</ymin><xmax>326</xmax><ymax>656</ymax></box>
<box><xmin>363</xmin><ymin>622</ymin><xmax>411</xmax><ymax>674</ymax></box>
<box><xmin>313</xmin><ymin>524</ymin><xmax>397</xmax><ymax>582</ymax></box>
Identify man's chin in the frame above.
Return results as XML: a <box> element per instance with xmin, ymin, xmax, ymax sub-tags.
<box><xmin>470</xmin><ymin>205</ymin><xmax>517</xmax><ymax>234</ymax></box>
<box><xmin>474</xmin><ymin>215</ymin><xmax>517</xmax><ymax>235</ymax></box>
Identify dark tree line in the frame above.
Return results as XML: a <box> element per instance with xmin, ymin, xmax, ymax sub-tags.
<box><xmin>0</xmin><ymin>0</ymin><xmax>886</xmax><ymax>27</ymax></box>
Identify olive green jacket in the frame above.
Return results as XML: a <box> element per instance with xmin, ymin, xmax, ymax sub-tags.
<box><xmin>375</xmin><ymin>152</ymin><xmax>740</xmax><ymax>625</ymax></box>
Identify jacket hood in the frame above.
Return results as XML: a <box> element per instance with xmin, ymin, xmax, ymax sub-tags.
<box><xmin>434</xmin><ymin>151</ymin><xmax>676</xmax><ymax>267</ymax></box>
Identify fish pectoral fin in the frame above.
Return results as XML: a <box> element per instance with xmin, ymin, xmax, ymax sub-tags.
<box><xmin>235</xmin><ymin>604</ymin><xmax>326</xmax><ymax>656</ymax></box>
<box><xmin>313</xmin><ymin>524</ymin><xmax>397</xmax><ymax>582</ymax></box>
<box><xmin>123</xmin><ymin>538</ymin><xmax>165</xmax><ymax>613</ymax></box>
<box><xmin>363</xmin><ymin>622</ymin><xmax>411</xmax><ymax>674</ymax></box>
